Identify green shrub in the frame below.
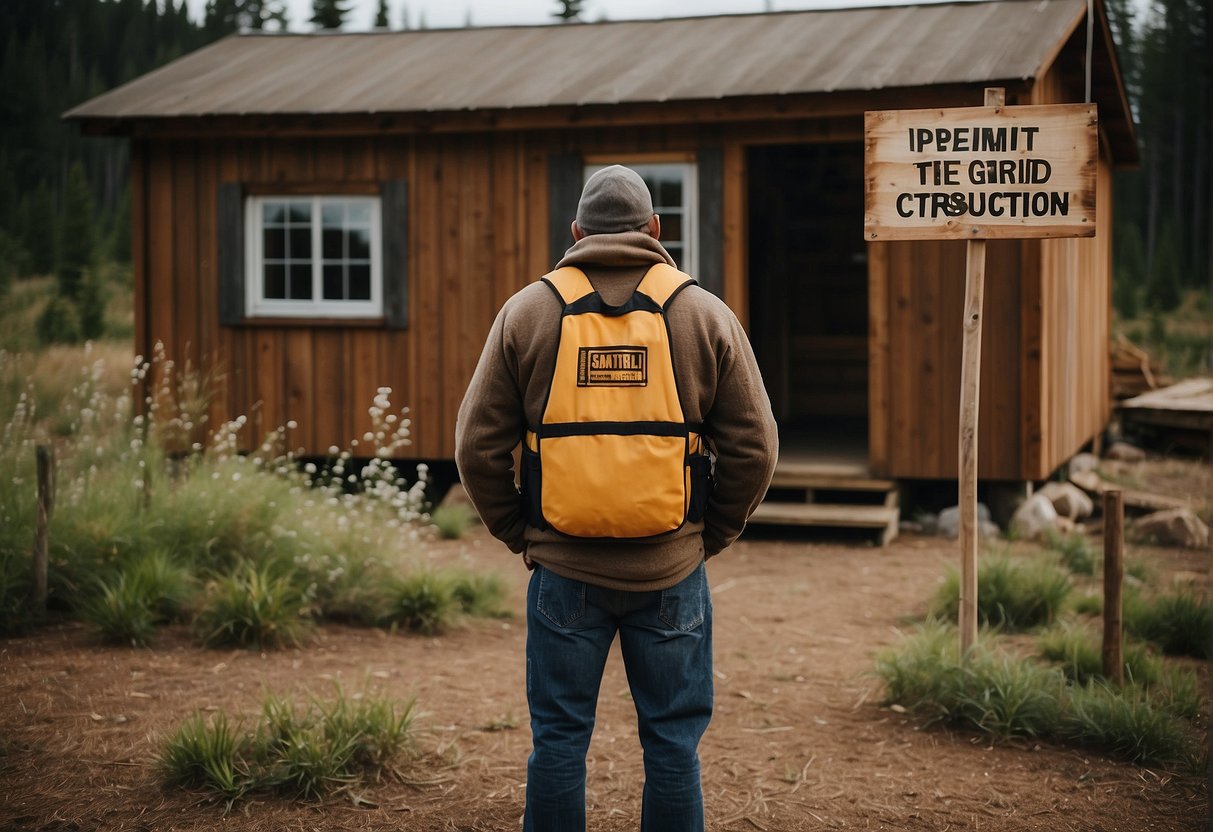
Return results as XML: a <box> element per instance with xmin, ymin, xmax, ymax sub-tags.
<box><xmin>1044</xmin><ymin>530</ymin><xmax>1098</xmax><ymax>576</ymax></box>
<box><xmin>128</xmin><ymin>549</ymin><xmax>195</xmax><ymax>621</ymax></box>
<box><xmin>1037</xmin><ymin>621</ymin><xmax>1160</xmax><ymax>686</ymax></box>
<box><xmin>931</xmin><ymin>554</ymin><xmax>1071</xmax><ymax>631</ymax></box>
<box><xmin>1062</xmin><ymin>682</ymin><xmax>1197</xmax><ymax>768</ymax></box>
<box><xmin>77</xmin><ymin>270</ymin><xmax>107</xmax><ymax>340</ymax></box>
<box><xmin>256</xmin><ymin>694</ymin><xmax>356</xmax><ymax>799</ymax></box>
<box><xmin>35</xmin><ymin>295</ymin><xmax>80</xmax><ymax>345</ymax></box>
<box><xmin>380</xmin><ymin>572</ymin><xmax>457</xmax><ymax>635</ymax></box>
<box><xmin>876</xmin><ymin>622</ymin><xmax>1065</xmax><ymax>738</ymax></box>
<box><xmin>450</xmin><ymin>572</ymin><xmax>509</xmax><ymax>618</ymax></box>
<box><xmin>159</xmin><ymin>688</ymin><xmax>415</xmax><ymax>805</ymax></box>
<box><xmin>430</xmin><ymin>503</ymin><xmax>477</xmax><ymax>540</ymax></box>
<box><xmin>81</xmin><ymin>571</ymin><xmax>159</xmax><ymax>646</ymax></box>
<box><xmin>194</xmin><ymin>563</ymin><xmax>309</xmax><ymax>649</ymax></box>
<box><xmin>877</xmin><ymin>624</ymin><xmax>1201</xmax><ymax>770</ymax></box>
<box><xmin>1125</xmin><ymin>590</ymin><xmax>1211</xmax><ymax>658</ymax></box>
<box><xmin>159</xmin><ymin>711</ymin><xmax>250</xmax><ymax>804</ymax></box>
<box><xmin>0</xmin><ymin>550</ymin><xmax>32</xmax><ymax>635</ymax></box>
<box><xmin>1152</xmin><ymin>665</ymin><xmax>1203</xmax><ymax>720</ymax></box>
<box><xmin>1071</xmin><ymin>592</ymin><xmax>1102</xmax><ymax>616</ymax></box>
<box><xmin>957</xmin><ymin>653</ymin><xmax>1064</xmax><ymax>740</ymax></box>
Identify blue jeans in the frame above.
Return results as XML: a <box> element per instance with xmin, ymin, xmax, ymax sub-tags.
<box><xmin>524</xmin><ymin>562</ymin><xmax>713</xmax><ymax>832</ymax></box>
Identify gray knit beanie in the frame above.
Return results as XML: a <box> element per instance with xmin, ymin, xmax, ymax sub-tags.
<box><xmin>575</xmin><ymin>165</ymin><xmax>655</xmax><ymax>234</ymax></box>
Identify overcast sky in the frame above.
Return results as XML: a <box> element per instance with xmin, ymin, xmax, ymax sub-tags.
<box><xmin>182</xmin><ymin>0</ymin><xmax>990</xmax><ymax>31</ymax></box>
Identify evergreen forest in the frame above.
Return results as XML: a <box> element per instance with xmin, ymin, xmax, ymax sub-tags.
<box><xmin>0</xmin><ymin>0</ymin><xmax>1208</xmax><ymax>342</ymax></box>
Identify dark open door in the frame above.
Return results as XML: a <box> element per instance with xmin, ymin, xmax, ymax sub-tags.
<box><xmin>747</xmin><ymin>142</ymin><xmax>869</xmax><ymax>464</ymax></box>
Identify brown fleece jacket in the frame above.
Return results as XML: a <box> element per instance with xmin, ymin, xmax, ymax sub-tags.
<box><xmin>455</xmin><ymin>231</ymin><xmax>778</xmax><ymax>591</ymax></box>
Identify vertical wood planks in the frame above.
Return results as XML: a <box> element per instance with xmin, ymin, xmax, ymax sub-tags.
<box><xmin>721</xmin><ymin>142</ymin><xmax>748</xmax><ymax>327</ymax></box>
<box><xmin>411</xmin><ymin>137</ymin><xmax>444</xmax><ymax>457</ymax></box>
<box><xmin>867</xmin><ymin>241</ymin><xmax>889</xmax><ymax>476</ymax></box>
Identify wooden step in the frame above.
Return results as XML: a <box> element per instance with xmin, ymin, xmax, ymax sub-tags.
<box><xmin>769</xmin><ymin>470</ymin><xmax>897</xmax><ymax>491</ymax></box>
<box><xmin>751</xmin><ymin>502</ymin><xmax>898</xmax><ymax>528</ymax></box>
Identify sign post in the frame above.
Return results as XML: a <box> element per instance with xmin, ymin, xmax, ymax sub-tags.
<box><xmin>864</xmin><ymin>87</ymin><xmax>1097</xmax><ymax>654</ymax></box>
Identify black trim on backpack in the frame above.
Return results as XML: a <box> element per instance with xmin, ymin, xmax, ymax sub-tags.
<box><xmin>564</xmin><ymin>292</ymin><xmax>663</xmax><ymax>317</ymax></box>
<box><xmin>539</xmin><ymin>421</ymin><xmax>688</xmax><ymax>439</ymax></box>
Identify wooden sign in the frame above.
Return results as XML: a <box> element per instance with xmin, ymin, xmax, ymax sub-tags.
<box><xmin>864</xmin><ymin>102</ymin><xmax>1097</xmax><ymax>241</ymax></box>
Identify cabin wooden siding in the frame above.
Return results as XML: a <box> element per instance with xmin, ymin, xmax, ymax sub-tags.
<box><xmin>1026</xmin><ymin>50</ymin><xmax>1114</xmax><ymax>479</ymax></box>
<box><xmin>131</xmin><ymin>79</ymin><xmax>1112</xmax><ymax>477</ymax></box>
<box><xmin>132</xmin><ymin>120</ymin><xmax>786</xmax><ymax>459</ymax></box>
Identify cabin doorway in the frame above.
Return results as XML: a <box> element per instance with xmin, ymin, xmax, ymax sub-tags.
<box><xmin>747</xmin><ymin>142</ymin><xmax>869</xmax><ymax>473</ymax></box>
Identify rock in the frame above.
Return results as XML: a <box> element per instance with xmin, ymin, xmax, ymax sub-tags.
<box><xmin>937</xmin><ymin>504</ymin><xmax>992</xmax><ymax>539</ymax></box>
<box><xmin>980</xmin><ymin>520</ymin><xmax>1002</xmax><ymax>539</ymax></box>
<box><xmin>1010</xmin><ymin>493</ymin><xmax>1060</xmax><ymax>541</ymax></box>
<box><xmin>1039</xmin><ymin>481</ymin><xmax>1095</xmax><ymax>520</ymax></box>
<box><xmin>1132</xmin><ymin>509</ymin><xmax>1209</xmax><ymax>549</ymax></box>
<box><xmin>1105</xmin><ymin>441</ymin><xmax>1145</xmax><ymax>462</ymax></box>
<box><xmin>1069</xmin><ymin>452</ymin><xmax>1100</xmax><ymax>475</ymax></box>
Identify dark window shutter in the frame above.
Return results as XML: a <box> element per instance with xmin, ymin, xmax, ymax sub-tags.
<box><xmin>217</xmin><ymin>182</ymin><xmax>245</xmax><ymax>325</ymax></box>
<box><xmin>380</xmin><ymin>180</ymin><xmax>409</xmax><ymax>329</ymax></box>
<box><xmin>549</xmin><ymin>152</ymin><xmax>583</xmax><ymax>268</ymax></box>
<box><xmin>696</xmin><ymin>147</ymin><xmax>724</xmax><ymax>297</ymax></box>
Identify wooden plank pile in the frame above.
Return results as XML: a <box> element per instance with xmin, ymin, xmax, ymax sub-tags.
<box><xmin>1111</xmin><ymin>334</ymin><xmax>1170</xmax><ymax>399</ymax></box>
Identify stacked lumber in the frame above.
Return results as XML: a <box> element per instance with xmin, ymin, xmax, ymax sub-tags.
<box><xmin>1111</xmin><ymin>335</ymin><xmax>1171</xmax><ymax>399</ymax></box>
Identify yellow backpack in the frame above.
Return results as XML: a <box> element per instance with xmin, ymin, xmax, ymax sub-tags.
<box><xmin>521</xmin><ymin>264</ymin><xmax>713</xmax><ymax>539</ymax></box>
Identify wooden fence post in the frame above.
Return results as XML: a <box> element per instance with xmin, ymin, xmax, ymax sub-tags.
<box><xmin>957</xmin><ymin>86</ymin><xmax>1005</xmax><ymax>655</ymax></box>
<box><xmin>1102</xmin><ymin>489</ymin><xmax>1125</xmax><ymax>685</ymax></box>
<box><xmin>32</xmin><ymin>444</ymin><xmax>55</xmax><ymax>611</ymax></box>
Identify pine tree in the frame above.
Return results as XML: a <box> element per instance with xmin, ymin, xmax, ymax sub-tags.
<box><xmin>553</xmin><ymin>0</ymin><xmax>584</xmax><ymax>22</ymax></box>
<box><xmin>374</xmin><ymin>0</ymin><xmax>390</xmax><ymax>29</ymax></box>
<box><xmin>1147</xmin><ymin>222</ymin><xmax>1183</xmax><ymax>311</ymax></box>
<box><xmin>22</xmin><ymin>182</ymin><xmax>58</xmax><ymax>277</ymax></box>
<box><xmin>311</xmin><ymin>0</ymin><xmax>352</xmax><ymax>30</ymax></box>
<box><xmin>1113</xmin><ymin>224</ymin><xmax>1145</xmax><ymax>318</ymax></box>
<box><xmin>205</xmin><ymin>0</ymin><xmax>286</xmax><ymax>34</ymax></box>
<box><xmin>58</xmin><ymin>162</ymin><xmax>96</xmax><ymax>300</ymax></box>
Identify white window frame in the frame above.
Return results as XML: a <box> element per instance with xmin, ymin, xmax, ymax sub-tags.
<box><xmin>583</xmin><ymin>162</ymin><xmax>697</xmax><ymax>275</ymax></box>
<box><xmin>245</xmin><ymin>195</ymin><xmax>383</xmax><ymax>318</ymax></box>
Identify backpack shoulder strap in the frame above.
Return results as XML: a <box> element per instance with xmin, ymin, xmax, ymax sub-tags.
<box><xmin>541</xmin><ymin>267</ymin><xmax>596</xmax><ymax>306</ymax></box>
<box><xmin>636</xmin><ymin>263</ymin><xmax>696</xmax><ymax>309</ymax></box>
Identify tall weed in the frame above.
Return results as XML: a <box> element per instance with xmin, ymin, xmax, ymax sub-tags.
<box><xmin>931</xmin><ymin>553</ymin><xmax>1071</xmax><ymax>631</ymax></box>
<box><xmin>1124</xmin><ymin>590</ymin><xmax>1210</xmax><ymax>659</ymax></box>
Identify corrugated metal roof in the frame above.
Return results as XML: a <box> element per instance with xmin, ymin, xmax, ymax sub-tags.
<box><xmin>66</xmin><ymin>0</ymin><xmax>1085</xmax><ymax>119</ymax></box>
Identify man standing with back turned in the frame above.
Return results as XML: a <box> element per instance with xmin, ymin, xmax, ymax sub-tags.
<box><xmin>456</xmin><ymin>165</ymin><xmax>778</xmax><ymax>832</ymax></box>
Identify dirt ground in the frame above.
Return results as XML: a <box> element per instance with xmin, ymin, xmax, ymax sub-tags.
<box><xmin>2</xmin><ymin>528</ymin><xmax>1208</xmax><ymax>832</ymax></box>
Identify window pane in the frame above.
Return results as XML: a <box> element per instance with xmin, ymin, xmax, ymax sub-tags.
<box><xmin>347</xmin><ymin>201</ymin><xmax>371</xmax><ymax>224</ymax></box>
<box><xmin>288</xmin><ymin>227</ymin><xmax>312</xmax><ymax>259</ymax></box>
<box><xmin>263</xmin><ymin>264</ymin><xmax>286</xmax><ymax>299</ymax></box>
<box><xmin>348</xmin><ymin>226</ymin><xmax>371</xmax><ymax>259</ymax></box>
<box><xmin>262</xmin><ymin>202</ymin><xmax>286</xmax><ymax>225</ymax></box>
<box><xmin>289</xmin><ymin>264</ymin><xmax>312</xmax><ymax>299</ymax></box>
<box><xmin>349</xmin><ymin>264</ymin><xmax>371</xmax><ymax>301</ymax></box>
<box><xmin>321</xmin><ymin>203</ymin><xmax>344</xmax><ymax>227</ymax></box>
<box><xmin>662</xmin><ymin>212</ymin><xmax>684</xmax><ymax>241</ymax></box>
<box><xmin>263</xmin><ymin>227</ymin><xmax>286</xmax><ymax>259</ymax></box>
<box><xmin>323</xmin><ymin>264</ymin><xmax>344</xmax><ymax>300</ymax></box>
<box><xmin>665</xmin><ymin>244</ymin><xmax>684</xmax><ymax>267</ymax></box>
<box><xmin>657</xmin><ymin>178</ymin><xmax>682</xmax><ymax>207</ymax></box>
<box><xmin>323</xmin><ymin>227</ymin><xmax>344</xmax><ymax>259</ymax></box>
<box><xmin>288</xmin><ymin>202</ymin><xmax>310</xmax><ymax>223</ymax></box>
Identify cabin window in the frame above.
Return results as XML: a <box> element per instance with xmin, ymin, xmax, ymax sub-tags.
<box><xmin>583</xmin><ymin>163</ymin><xmax>696</xmax><ymax>274</ymax></box>
<box><xmin>245</xmin><ymin>195</ymin><xmax>382</xmax><ymax>318</ymax></box>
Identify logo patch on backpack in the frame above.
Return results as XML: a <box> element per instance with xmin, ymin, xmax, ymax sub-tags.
<box><xmin>577</xmin><ymin>346</ymin><xmax>648</xmax><ymax>387</ymax></box>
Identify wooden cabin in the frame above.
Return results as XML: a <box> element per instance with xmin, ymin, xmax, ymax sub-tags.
<box><xmin>68</xmin><ymin>0</ymin><xmax>1137</xmax><ymax>535</ymax></box>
